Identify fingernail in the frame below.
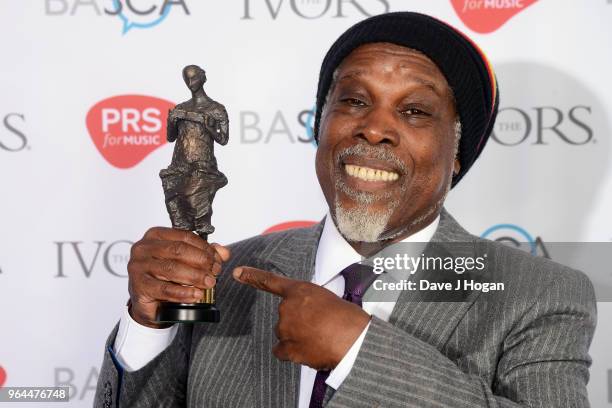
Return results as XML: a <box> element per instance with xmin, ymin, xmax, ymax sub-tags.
<box><xmin>233</xmin><ymin>267</ymin><xmax>243</xmax><ymax>280</ymax></box>
<box><xmin>194</xmin><ymin>289</ymin><xmax>204</xmax><ymax>298</ymax></box>
<box><xmin>204</xmin><ymin>275</ymin><xmax>216</xmax><ymax>287</ymax></box>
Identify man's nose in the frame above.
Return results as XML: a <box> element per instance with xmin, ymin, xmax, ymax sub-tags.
<box><xmin>354</xmin><ymin>106</ymin><xmax>400</xmax><ymax>146</ymax></box>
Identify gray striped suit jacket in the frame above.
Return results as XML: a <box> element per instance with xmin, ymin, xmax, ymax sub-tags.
<box><xmin>94</xmin><ymin>209</ymin><xmax>596</xmax><ymax>407</ymax></box>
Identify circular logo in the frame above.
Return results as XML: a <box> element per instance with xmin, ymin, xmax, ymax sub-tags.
<box><xmin>481</xmin><ymin>224</ymin><xmax>537</xmax><ymax>255</ymax></box>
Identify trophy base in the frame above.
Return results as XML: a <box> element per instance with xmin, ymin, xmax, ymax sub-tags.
<box><xmin>156</xmin><ymin>302</ymin><xmax>221</xmax><ymax>323</ymax></box>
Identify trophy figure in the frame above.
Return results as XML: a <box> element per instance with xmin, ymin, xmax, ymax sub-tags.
<box><xmin>157</xmin><ymin>64</ymin><xmax>228</xmax><ymax>323</ymax></box>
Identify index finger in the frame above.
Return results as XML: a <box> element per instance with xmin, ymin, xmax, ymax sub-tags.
<box><xmin>233</xmin><ymin>266</ymin><xmax>295</xmax><ymax>297</ymax></box>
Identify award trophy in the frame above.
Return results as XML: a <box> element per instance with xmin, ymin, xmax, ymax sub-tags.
<box><xmin>156</xmin><ymin>64</ymin><xmax>229</xmax><ymax>323</ymax></box>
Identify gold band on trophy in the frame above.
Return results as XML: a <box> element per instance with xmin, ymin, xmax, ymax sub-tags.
<box><xmin>199</xmin><ymin>287</ymin><xmax>215</xmax><ymax>304</ymax></box>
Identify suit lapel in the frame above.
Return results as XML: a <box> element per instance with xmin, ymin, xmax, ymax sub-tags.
<box><xmin>388</xmin><ymin>209</ymin><xmax>485</xmax><ymax>351</ymax></box>
<box><xmin>251</xmin><ymin>221</ymin><xmax>324</xmax><ymax>408</ymax></box>
<box><xmin>246</xmin><ymin>210</ymin><xmax>483</xmax><ymax>405</ymax></box>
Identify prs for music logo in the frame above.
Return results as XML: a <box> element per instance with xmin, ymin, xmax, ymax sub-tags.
<box><xmin>86</xmin><ymin>95</ymin><xmax>174</xmax><ymax>169</ymax></box>
<box><xmin>450</xmin><ymin>0</ymin><xmax>538</xmax><ymax>33</ymax></box>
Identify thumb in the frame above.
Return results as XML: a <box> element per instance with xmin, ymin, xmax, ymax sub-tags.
<box><xmin>211</xmin><ymin>243</ymin><xmax>231</xmax><ymax>262</ymax></box>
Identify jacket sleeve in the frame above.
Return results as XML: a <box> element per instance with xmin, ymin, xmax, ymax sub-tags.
<box><xmin>94</xmin><ymin>321</ymin><xmax>193</xmax><ymax>408</ymax></box>
<box><xmin>327</xmin><ymin>271</ymin><xmax>597</xmax><ymax>408</ymax></box>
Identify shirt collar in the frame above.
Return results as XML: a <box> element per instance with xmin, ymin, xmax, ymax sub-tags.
<box><xmin>313</xmin><ymin>212</ymin><xmax>440</xmax><ymax>286</ymax></box>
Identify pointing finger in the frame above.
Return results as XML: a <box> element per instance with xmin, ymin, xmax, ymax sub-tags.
<box><xmin>233</xmin><ymin>266</ymin><xmax>295</xmax><ymax>297</ymax></box>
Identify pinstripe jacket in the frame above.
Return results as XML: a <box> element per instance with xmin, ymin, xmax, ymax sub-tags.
<box><xmin>94</xmin><ymin>209</ymin><xmax>596</xmax><ymax>407</ymax></box>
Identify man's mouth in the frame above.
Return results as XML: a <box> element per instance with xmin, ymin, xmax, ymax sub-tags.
<box><xmin>335</xmin><ymin>144</ymin><xmax>406</xmax><ymax>195</ymax></box>
<box><xmin>344</xmin><ymin>164</ymin><xmax>399</xmax><ymax>182</ymax></box>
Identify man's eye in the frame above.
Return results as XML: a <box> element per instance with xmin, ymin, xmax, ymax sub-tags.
<box><xmin>401</xmin><ymin>108</ymin><xmax>430</xmax><ymax>116</ymax></box>
<box><xmin>341</xmin><ymin>98</ymin><xmax>366</xmax><ymax>107</ymax></box>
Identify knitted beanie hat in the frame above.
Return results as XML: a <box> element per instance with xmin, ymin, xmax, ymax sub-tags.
<box><xmin>314</xmin><ymin>12</ymin><xmax>499</xmax><ymax>187</ymax></box>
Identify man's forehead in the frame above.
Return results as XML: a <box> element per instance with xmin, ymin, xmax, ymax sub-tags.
<box><xmin>334</xmin><ymin>43</ymin><xmax>449</xmax><ymax>94</ymax></box>
<box><xmin>341</xmin><ymin>43</ymin><xmax>443</xmax><ymax>73</ymax></box>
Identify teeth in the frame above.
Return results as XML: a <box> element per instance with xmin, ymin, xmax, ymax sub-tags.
<box><xmin>344</xmin><ymin>164</ymin><xmax>399</xmax><ymax>182</ymax></box>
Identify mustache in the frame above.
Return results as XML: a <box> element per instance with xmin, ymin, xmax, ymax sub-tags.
<box><xmin>335</xmin><ymin>144</ymin><xmax>407</xmax><ymax>174</ymax></box>
<box><xmin>332</xmin><ymin>144</ymin><xmax>408</xmax><ymax>204</ymax></box>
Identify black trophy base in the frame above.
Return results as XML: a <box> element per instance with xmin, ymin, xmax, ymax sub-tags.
<box><xmin>156</xmin><ymin>302</ymin><xmax>220</xmax><ymax>323</ymax></box>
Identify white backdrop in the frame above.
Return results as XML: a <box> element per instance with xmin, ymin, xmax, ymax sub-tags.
<box><xmin>1</xmin><ymin>0</ymin><xmax>611</xmax><ymax>406</ymax></box>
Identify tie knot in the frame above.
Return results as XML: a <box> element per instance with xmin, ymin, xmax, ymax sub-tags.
<box><xmin>340</xmin><ymin>262</ymin><xmax>377</xmax><ymax>305</ymax></box>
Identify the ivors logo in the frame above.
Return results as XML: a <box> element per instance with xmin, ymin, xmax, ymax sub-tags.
<box><xmin>86</xmin><ymin>95</ymin><xmax>174</xmax><ymax>169</ymax></box>
<box><xmin>451</xmin><ymin>0</ymin><xmax>538</xmax><ymax>33</ymax></box>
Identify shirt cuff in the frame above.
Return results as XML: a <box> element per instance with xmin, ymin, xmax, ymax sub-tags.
<box><xmin>325</xmin><ymin>320</ymin><xmax>371</xmax><ymax>390</ymax></box>
<box><xmin>113</xmin><ymin>305</ymin><xmax>178</xmax><ymax>372</ymax></box>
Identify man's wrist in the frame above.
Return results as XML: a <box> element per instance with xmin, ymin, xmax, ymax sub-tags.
<box><xmin>326</xmin><ymin>320</ymin><xmax>371</xmax><ymax>390</ymax></box>
<box><xmin>114</xmin><ymin>305</ymin><xmax>178</xmax><ymax>371</ymax></box>
<box><xmin>127</xmin><ymin>299</ymin><xmax>173</xmax><ymax>329</ymax></box>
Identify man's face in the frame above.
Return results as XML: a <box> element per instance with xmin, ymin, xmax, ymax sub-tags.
<box><xmin>315</xmin><ymin>42</ymin><xmax>459</xmax><ymax>243</ymax></box>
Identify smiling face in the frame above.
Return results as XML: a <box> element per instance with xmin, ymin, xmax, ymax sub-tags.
<box><xmin>316</xmin><ymin>42</ymin><xmax>460</xmax><ymax>247</ymax></box>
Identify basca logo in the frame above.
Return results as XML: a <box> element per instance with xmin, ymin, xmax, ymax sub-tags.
<box><xmin>481</xmin><ymin>224</ymin><xmax>550</xmax><ymax>258</ymax></box>
<box><xmin>0</xmin><ymin>113</ymin><xmax>28</xmax><ymax>152</ymax></box>
<box><xmin>491</xmin><ymin>105</ymin><xmax>593</xmax><ymax>146</ymax></box>
<box><xmin>241</xmin><ymin>0</ymin><xmax>389</xmax><ymax>20</ymax></box>
<box><xmin>450</xmin><ymin>0</ymin><xmax>538</xmax><ymax>33</ymax></box>
<box><xmin>263</xmin><ymin>220</ymin><xmax>317</xmax><ymax>234</ymax></box>
<box><xmin>54</xmin><ymin>240</ymin><xmax>132</xmax><ymax>278</ymax></box>
<box><xmin>55</xmin><ymin>366</ymin><xmax>98</xmax><ymax>401</ymax></box>
<box><xmin>86</xmin><ymin>95</ymin><xmax>174</xmax><ymax>169</ymax></box>
<box><xmin>44</xmin><ymin>0</ymin><xmax>191</xmax><ymax>34</ymax></box>
<box><xmin>240</xmin><ymin>107</ymin><xmax>317</xmax><ymax>145</ymax></box>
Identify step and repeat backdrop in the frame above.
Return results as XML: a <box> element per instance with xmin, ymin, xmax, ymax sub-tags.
<box><xmin>1</xmin><ymin>0</ymin><xmax>611</xmax><ymax>406</ymax></box>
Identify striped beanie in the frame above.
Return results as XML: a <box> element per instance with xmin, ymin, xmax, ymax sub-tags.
<box><xmin>314</xmin><ymin>11</ymin><xmax>499</xmax><ymax>187</ymax></box>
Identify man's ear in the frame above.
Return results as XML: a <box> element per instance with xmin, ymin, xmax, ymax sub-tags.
<box><xmin>453</xmin><ymin>158</ymin><xmax>461</xmax><ymax>176</ymax></box>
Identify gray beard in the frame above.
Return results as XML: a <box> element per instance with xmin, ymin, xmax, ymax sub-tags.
<box><xmin>332</xmin><ymin>177</ymin><xmax>400</xmax><ymax>243</ymax></box>
<box><xmin>333</xmin><ymin>181</ymin><xmax>449</xmax><ymax>243</ymax></box>
<box><xmin>331</xmin><ymin>169</ymin><xmax>452</xmax><ymax>244</ymax></box>
<box><xmin>331</xmin><ymin>144</ymin><xmax>405</xmax><ymax>243</ymax></box>
<box><xmin>334</xmin><ymin>199</ymin><xmax>395</xmax><ymax>242</ymax></box>
<box><xmin>329</xmin><ymin>143</ymin><xmax>452</xmax><ymax>243</ymax></box>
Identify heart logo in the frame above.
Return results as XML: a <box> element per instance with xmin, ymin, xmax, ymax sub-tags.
<box><xmin>0</xmin><ymin>365</ymin><xmax>6</xmax><ymax>387</ymax></box>
<box><xmin>86</xmin><ymin>95</ymin><xmax>175</xmax><ymax>169</ymax></box>
<box><xmin>450</xmin><ymin>0</ymin><xmax>538</xmax><ymax>34</ymax></box>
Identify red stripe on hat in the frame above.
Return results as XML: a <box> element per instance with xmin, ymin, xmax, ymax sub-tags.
<box><xmin>430</xmin><ymin>15</ymin><xmax>497</xmax><ymax>112</ymax></box>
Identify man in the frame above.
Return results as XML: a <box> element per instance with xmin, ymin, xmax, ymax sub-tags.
<box><xmin>95</xmin><ymin>12</ymin><xmax>596</xmax><ymax>408</ymax></box>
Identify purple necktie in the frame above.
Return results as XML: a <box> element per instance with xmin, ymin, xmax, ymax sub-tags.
<box><xmin>309</xmin><ymin>263</ymin><xmax>377</xmax><ymax>408</ymax></box>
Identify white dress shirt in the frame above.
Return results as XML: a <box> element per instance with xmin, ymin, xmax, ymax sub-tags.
<box><xmin>114</xmin><ymin>214</ymin><xmax>439</xmax><ymax>407</ymax></box>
